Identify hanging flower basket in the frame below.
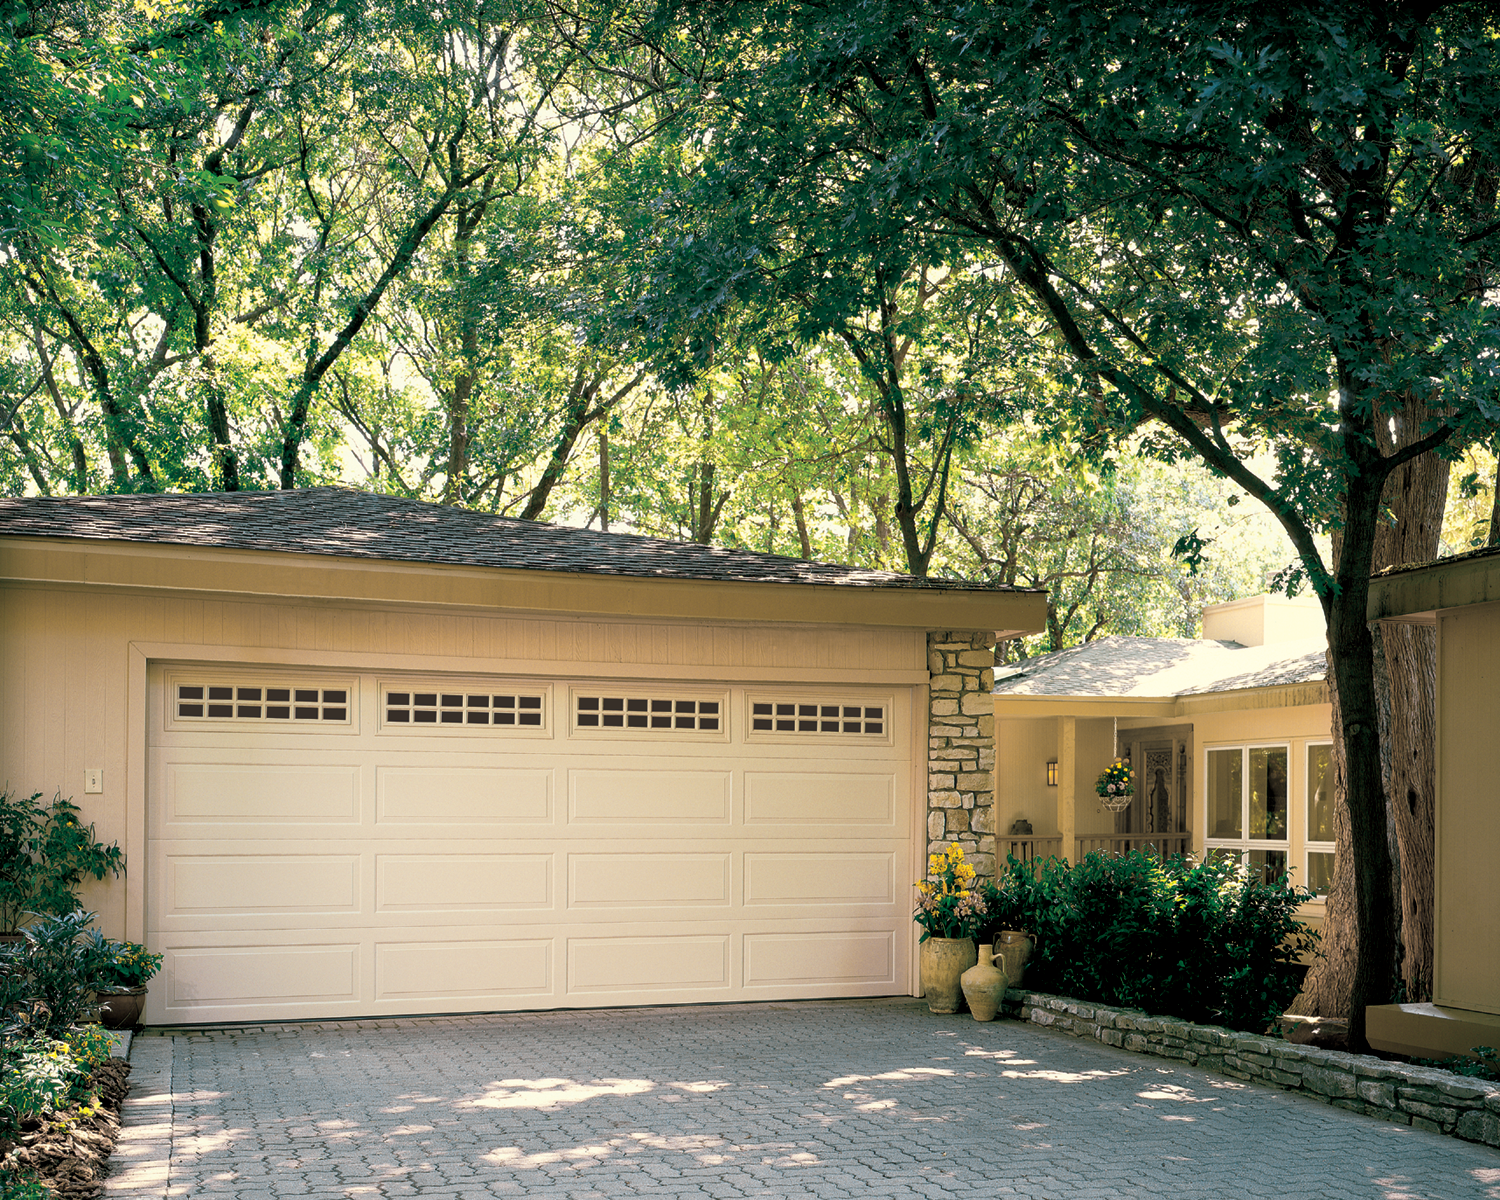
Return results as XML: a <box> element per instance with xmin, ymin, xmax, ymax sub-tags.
<box><xmin>1096</xmin><ymin>759</ymin><xmax>1134</xmax><ymax>812</ymax></box>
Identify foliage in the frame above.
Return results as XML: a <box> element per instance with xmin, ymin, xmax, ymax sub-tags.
<box><xmin>3</xmin><ymin>911</ymin><xmax>110</xmax><ymax>1036</ymax></box>
<box><xmin>0</xmin><ymin>1166</ymin><xmax>49</xmax><ymax>1200</ymax></box>
<box><xmin>0</xmin><ymin>791</ymin><xmax>123</xmax><ymax>932</ymax></box>
<box><xmin>0</xmin><ymin>1031</ymin><xmax>94</xmax><ymax>1135</ymax></box>
<box><xmin>1415</xmin><ymin>1046</ymin><xmax>1500</xmax><ymax>1083</ymax></box>
<box><xmin>983</xmin><ymin>852</ymin><xmax>1319</xmax><ymax>1034</ymax></box>
<box><xmin>1095</xmin><ymin>760</ymin><xmax>1134</xmax><ymax>801</ymax></box>
<box><xmin>912</xmin><ymin>844</ymin><xmax>989</xmax><ymax>942</ymax></box>
<box><xmin>83</xmin><ymin>934</ymin><xmax>162</xmax><ymax>990</ymax></box>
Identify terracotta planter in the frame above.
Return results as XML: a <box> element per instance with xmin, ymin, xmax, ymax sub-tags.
<box><xmin>994</xmin><ymin>930</ymin><xmax>1033</xmax><ymax>988</ymax></box>
<box><xmin>920</xmin><ymin>937</ymin><xmax>977</xmax><ymax>1014</ymax></box>
<box><xmin>960</xmin><ymin>944</ymin><xmax>1009</xmax><ymax>1021</ymax></box>
<box><xmin>95</xmin><ymin>986</ymin><xmax>147</xmax><ymax>1030</ymax></box>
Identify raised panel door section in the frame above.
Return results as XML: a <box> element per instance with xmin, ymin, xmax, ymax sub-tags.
<box><xmin>567</xmin><ymin>935</ymin><xmax>730</xmax><ymax>993</ymax></box>
<box><xmin>742</xmin><ymin>852</ymin><xmax>896</xmax><ymax>906</ymax></box>
<box><xmin>375</xmin><ymin>939</ymin><xmax>552</xmax><ymax>1000</ymax></box>
<box><xmin>376</xmin><ymin>854</ymin><xmax>553</xmax><ymax>912</ymax></box>
<box><xmin>569</xmin><ymin>769</ymin><xmax>731</xmax><ymax>824</ymax></box>
<box><xmin>164</xmin><ymin>944</ymin><xmax>360</xmax><ymax>1011</ymax></box>
<box><xmin>375</xmin><ymin>766</ymin><xmax>552</xmax><ymax>823</ymax></box>
<box><xmin>165</xmin><ymin>854</ymin><xmax>360</xmax><ymax>916</ymax></box>
<box><xmin>568</xmin><ymin>853</ymin><xmax>730</xmax><ymax>908</ymax></box>
<box><xmin>743</xmin><ymin>931</ymin><xmax>896</xmax><ymax>987</ymax></box>
<box><xmin>743</xmin><ymin>772</ymin><xmax>896</xmax><ymax>826</ymax></box>
<box><xmin>163</xmin><ymin>762</ymin><xmax>361</xmax><ymax>824</ymax></box>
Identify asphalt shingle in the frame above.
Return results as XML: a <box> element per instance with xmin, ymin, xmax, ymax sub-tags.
<box><xmin>0</xmin><ymin>488</ymin><xmax>1023</xmax><ymax>594</ymax></box>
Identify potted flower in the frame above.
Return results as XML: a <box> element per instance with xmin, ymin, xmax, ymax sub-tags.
<box><xmin>1096</xmin><ymin>758</ymin><xmax>1134</xmax><ymax>812</ymax></box>
<box><xmin>89</xmin><ymin>935</ymin><xmax>162</xmax><ymax>1030</ymax></box>
<box><xmin>913</xmin><ymin>844</ymin><xmax>989</xmax><ymax>1014</ymax></box>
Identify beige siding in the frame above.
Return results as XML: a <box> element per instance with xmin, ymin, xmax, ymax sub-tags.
<box><xmin>0</xmin><ymin>582</ymin><xmax>925</xmax><ymax>943</ymax></box>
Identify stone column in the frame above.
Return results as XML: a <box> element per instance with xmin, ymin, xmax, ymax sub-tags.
<box><xmin>926</xmin><ymin>630</ymin><xmax>998</xmax><ymax>878</ymax></box>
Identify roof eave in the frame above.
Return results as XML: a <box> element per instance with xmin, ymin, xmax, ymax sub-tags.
<box><xmin>0</xmin><ymin>535</ymin><xmax>1050</xmax><ymax>633</ymax></box>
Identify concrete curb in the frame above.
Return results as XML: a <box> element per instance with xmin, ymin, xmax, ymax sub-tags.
<box><xmin>1002</xmin><ymin>988</ymin><xmax>1500</xmax><ymax>1147</ymax></box>
<box><xmin>102</xmin><ymin>1034</ymin><xmax>173</xmax><ymax>1197</ymax></box>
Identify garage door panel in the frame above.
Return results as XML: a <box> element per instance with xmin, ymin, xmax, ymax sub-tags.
<box><xmin>743</xmin><ymin>930</ymin><xmax>896</xmax><ymax>988</ymax></box>
<box><xmin>375</xmin><ymin>939</ymin><xmax>552</xmax><ymax>1001</ymax></box>
<box><xmin>163</xmin><ymin>761</ymin><xmax>362</xmax><ymax>825</ymax></box>
<box><xmin>376</xmin><ymin>765</ymin><xmax>553</xmax><ymax>824</ymax></box>
<box><xmin>567</xmin><ymin>934</ymin><xmax>730</xmax><ymax>994</ymax></box>
<box><xmin>743</xmin><ymin>771</ymin><xmax>896</xmax><ymax>826</ymax></box>
<box><xmin>569</xmin><ymin>768</ymin><xmax>732</xmax><ymax>824</ymax></box>
<box><xmin>568</xmin><ymin>853</ymin><xmax>731</xmax><ymax>908</ymax></box>
<box><xmin>164</xmin><ymin>854</ymin><xmax>361</xmax><ymax>917</ymax></box>
<box><xmin>376</xmin><ymin>853</ymin><xmax>553</xmax><ymax>912</ymax></box>
<box><xmin>743</xmin><ymin>851</ymin><xmax>896</xmax><ymax>906</ymax></box>
<box><xmin>164</xmin><ymin>943</ymin><xmax>360</xmax><ymax>1011</ymax></box>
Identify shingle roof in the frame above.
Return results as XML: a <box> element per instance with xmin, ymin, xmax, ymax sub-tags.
<box><xmin>991</xmin><ymin>633</ymin><xmax>1327</xmax><ymax>698</ymax></box>
<box><xmin>0</xmin><ymin>488</ymin><xmax>1024</xmax><ymax>593</ymax></box>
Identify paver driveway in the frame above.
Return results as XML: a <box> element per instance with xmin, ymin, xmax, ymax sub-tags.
<box><xmin>105</xmin><ymin>998</ymin><xmax>1500</xmax><ymax>1199</ymax></box>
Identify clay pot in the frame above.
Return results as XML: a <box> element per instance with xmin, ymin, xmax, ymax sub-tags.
<box><xmin>95</xmin><ymin>986</ymin><xmax>147</xmax><ymax>1030</ymax></box>
<box><xmin>960</xmin><ymin>944</ymin><xmax>1010</xmax><ymax>1021</ymax></box>
<box><xmin>920</xmin><ymin>937</ymin><xmax>977</xmax><ymax>1014</ymax></box>
<box><xmin>994</xmin><ymin>930</ymin><xmax>1033</xmax><ymax>988</ymax></box>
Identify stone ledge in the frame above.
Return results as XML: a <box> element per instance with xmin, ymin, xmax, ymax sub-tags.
<box><xmin>1000</xmin><ymin>988</ymin><xmax>1500</xmax><ymax>1149</ymax></box>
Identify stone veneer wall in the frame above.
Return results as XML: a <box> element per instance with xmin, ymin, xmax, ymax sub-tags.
<box><xmin>927</xmin><ymin>630</ymin><xmax>997</xmax><ymax>877</ymax></box>
<box><xmin>1002</xmin><ymin>989</ymin><xmax>1500</xmax><ymax>1147</ymax></box>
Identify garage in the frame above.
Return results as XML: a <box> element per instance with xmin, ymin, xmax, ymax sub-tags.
<box><xmin>0</xmin><ymin>488</ymin><xmax>1043</xmax><ymax>1024</ymax></box>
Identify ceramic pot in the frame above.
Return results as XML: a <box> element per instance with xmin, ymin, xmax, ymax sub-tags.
<box><xmin>994</xmin><ymin>930</ymin><xmax>1033</xmax><ymax>988</ymax></box>
<box><xmin>920</xmin><ymin>937</ymin><xmax>977</xmax><ymax>1014</ymax></box>
<box><xmin>960</xmin><ymin>944</ymin><xmax>1009</xmax><ymax>1021</ymax></box>
<box><xmin>95</xmin><ymin>986</ymin><xmax>147</xmax><ymax>1030</ymax></box>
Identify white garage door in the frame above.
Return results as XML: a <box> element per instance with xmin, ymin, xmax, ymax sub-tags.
<box><xmin>146</xmin><ymin>666</ymin><xmax>914</xmax><ymax>1024</ymax></box>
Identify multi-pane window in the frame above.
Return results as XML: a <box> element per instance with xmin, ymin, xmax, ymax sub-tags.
<box><xmin>385</xmin><ymin>690</ymin><xmax>543</xmax><ymax>728</ymax></box>
<box><xmin>575</xmin><ymin>695</ymin><xmax>721</xmax><ymax>731</ymax></box>
<box><xmin>1205</xmin><ymin>744</ymin><xmax>1289</xmax><ymax>884</ymax></box>
<box><xmin>1305</xmin><ymin>743</ymin><xmax>1335</xmax><ymax>896</ymax></box>
<box><xmin>749</xmin><ymin>701</ymin><xmax>885</xmax><ymax>735</ymax></box>
<box><xmin>175</xmin><ymin>683</ymin><xmax>348</xmax><ymax>722</ymax></box>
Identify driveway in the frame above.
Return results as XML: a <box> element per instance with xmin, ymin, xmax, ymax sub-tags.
<box><xmin>105</xmin><ymin>998</ymin><xmax>1500</xmax><ymax>1199</ymax></box>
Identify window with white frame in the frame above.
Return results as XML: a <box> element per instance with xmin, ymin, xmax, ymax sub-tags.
<box><xmin>1305</xmin><ymin>743</ymin><xmax>1334</xmax><ymax>897</ymax></box>
<box><xmin>1204</xmin><ymin>744</ymin><xmax>1290</xmax><ymax>884</ymax></box>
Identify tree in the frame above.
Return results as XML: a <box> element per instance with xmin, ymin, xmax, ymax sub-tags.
<box><xmin>638</xmin><ymin>0</ymin><xmax>1500</xmax><ymax>1048</ymax></box>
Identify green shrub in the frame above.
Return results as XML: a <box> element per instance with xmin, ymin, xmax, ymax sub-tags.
<box><xmin>3</xmin><ymin>911</ymin><xmax>110</xmax><ymax>1036</ymax></box>
<box><xmin>982</xmin><ymin>850</ymin><xmax>1318</xmax><ymax>1033</ymax></box>
<box><xmin>0</xmin><ymin>1031</ymin><xmax>93</xmax><ymax>1135</ymax></box>
<box><xmin>0</xmin><ymin>790</ymin><xmax>123</xmax><ymax>932</ymax></box>
<box><xmin>0</xmin><ymin>1167</ymin><xmax>50</xmax><ymax>1200</ymax></box>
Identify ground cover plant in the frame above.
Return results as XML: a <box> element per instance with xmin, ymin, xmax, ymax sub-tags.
<box><xmin>984</xmin><ymin>851</ymin><xmax>1318</xmax><ymax>1034</ymax></box>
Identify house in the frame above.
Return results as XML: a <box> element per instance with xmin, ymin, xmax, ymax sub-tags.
<box><xmin>0</xmin><ymin>488</ymin><xmax>1044</xmax><ymax>1024</ymax></box>
<box><xmin>1365</xmin><ymin>546</ymin><xmax>1500</xmax><ymax>1060</ymax></box>
<box><xmin>991</xmin><ymin>594</ymin><xmax>1333</xmax><ymax>926</ymax></box>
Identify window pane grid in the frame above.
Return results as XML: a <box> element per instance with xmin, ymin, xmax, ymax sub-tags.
<box><xmin>176</xmin><ymin>683</ymin><xmax>348</xmax><ymax>722</ymax></box>
<box><xmin>385</xmin><ymin>690</ymin><xmax>543</xmax><ymax>728</ymax></box>
<box><xmin>750</xmin><ymin>700</ymin><xmax>885</xmax><ymax>735</ymax></box>
<box><xmin>575</xmin><ymin>695</ymin><xmax>721</xmax><ymax>731</ymax></box>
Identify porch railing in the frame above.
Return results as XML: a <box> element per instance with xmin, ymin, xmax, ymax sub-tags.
<box><xmin>1075</xmin><ymin>833</ymin><xmax>1192</xmax><ymax>860</ymax></box>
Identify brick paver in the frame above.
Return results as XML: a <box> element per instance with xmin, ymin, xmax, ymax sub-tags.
<box><xmin>105</xmin><ymin>998</ymin><xmax>1500</xmax><ymax>1199</ymax></box>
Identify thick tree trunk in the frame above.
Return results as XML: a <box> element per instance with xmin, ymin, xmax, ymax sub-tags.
<box><xmin>1293</xmin><ymin>402</ymin><xmax>1445</xmax><ymax>1018</ymax></box>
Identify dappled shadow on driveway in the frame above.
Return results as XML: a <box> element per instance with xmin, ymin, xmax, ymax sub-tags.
<box><xmin>112</xmin><ymin>999</ymin><xmax>1500</xmax><ymax>1200</ymax></box>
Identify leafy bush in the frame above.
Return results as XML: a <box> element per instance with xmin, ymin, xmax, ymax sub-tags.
<box><xmin>0</xmin><ymin>791</ymin><xmax>123</xmax><ymax>932</ymax></box>
<box><xmin>0</xmin><ymin>1032</ymin><xmax>94</xmax><ymax>1134</ymax></box>
<box><xmin>982</xmin><ymin>851</ymin><xmax>1319</xmax><ymax>1033</ymax></box>
<box><xmin>0</xmin><ymin>1166</ymin><xmax>50</xmax><ymax>1200</ymax></box>
<box><xmin>2</xmin><ymin>911</ymin><xmax>110</xmax><ymax>1036</ymax></box>
<box><xmin>83</xmin><ymin>933</ymin><xmax>162</xmax><ymax>990</ymax></box>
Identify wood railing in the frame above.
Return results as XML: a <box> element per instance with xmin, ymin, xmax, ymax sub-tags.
<box><xmin>1075</xmin><ymin>833</ymin><xmax>1192</xmax><ymax>860</ymax></box>
<box><xmin>1000</xmin><ymin>837</ymin><xmax>1064</xmax><ymax>867</ymax></box>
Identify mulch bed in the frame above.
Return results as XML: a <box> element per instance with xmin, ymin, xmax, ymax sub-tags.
<box><xmin>0</xmin><ymin>1058</ymin><xmax>131</xmax><ymax>1198</ymax></box>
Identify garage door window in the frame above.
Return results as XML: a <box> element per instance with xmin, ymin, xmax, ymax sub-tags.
<box><xmin>574</xmin><ymin>694</ymin><xmax>722</xmax><ymax>731</ymax></box>
<box><xmin>175</xmin><ymin>683</ymin><xmax>349</xmax><ymax>723</ymax></box>
<box><xmin>749</xmin><ymin>699</ymin><xmax>885</xmax><ymax>735</ymax></box>
<box><xmin>385</xmin><ymin>690</ymin><xmax>544</xmax><ymax>727</ymax></box>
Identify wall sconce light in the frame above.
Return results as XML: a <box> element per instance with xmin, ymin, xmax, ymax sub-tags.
<box><xmin>1046</xmin><ymin>760</ymin><xmax>1058</xmax><ymax>787</ymax></box>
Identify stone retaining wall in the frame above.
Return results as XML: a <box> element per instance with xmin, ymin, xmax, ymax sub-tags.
<box><xmin>1002</xmin><ymin>989</ymin><xmax>1500</xmax><ymax>1148</ymax></box>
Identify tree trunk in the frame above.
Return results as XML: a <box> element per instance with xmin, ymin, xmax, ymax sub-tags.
<box><xmin>599</xmin><ymin>428</ymin><xmax>610</xmax><ymax>533</ymax></box>
<box><xmin>1293</xmin><ymin>401</ymin><xmax>1445</xmax><ymax>1020</ymax></box>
